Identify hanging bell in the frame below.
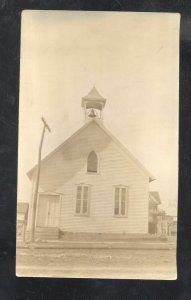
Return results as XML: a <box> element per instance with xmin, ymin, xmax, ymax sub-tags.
<box><xmin>88</xmin><ymin>108</ymin><xmax>96</xmax><ymax>118</ymax></box>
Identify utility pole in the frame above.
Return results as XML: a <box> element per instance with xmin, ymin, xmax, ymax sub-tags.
<box><xmin>30</xmin><ymin>117</ymin><xmax>51</xmax><ymax>243</ymax></box>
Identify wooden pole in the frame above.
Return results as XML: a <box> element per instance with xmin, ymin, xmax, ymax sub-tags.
<box><xmin>30</xmin><ymin>117</ymin><xmax>51</xmax><ymax>243</ymax></box>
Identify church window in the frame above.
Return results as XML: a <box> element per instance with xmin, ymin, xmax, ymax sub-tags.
<box><xmin>87</xmin><ymin>151</ymin><xmax>98</xmax><ymax>173</ymax></box>
<box><xmin>114</xmin><ymin>186</ymin><xmax>128</xmax><ymax>216</ymax></box>
<box><xmin>75</xmin><ymin>185</ymin><xmax>90</xmax><ymax>215</ymax></box>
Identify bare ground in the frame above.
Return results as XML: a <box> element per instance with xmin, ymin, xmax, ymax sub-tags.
<box><xmin>16</xmin><ymin>248</ymin><xmax>176</xmax><ymax>280</ymax></box>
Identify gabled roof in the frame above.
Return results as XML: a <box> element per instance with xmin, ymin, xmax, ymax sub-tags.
<box><xmin>149</xmin><ymin>191</ymin><xmax>161</xmax><ymax>205</ymax></box>
<box><xmin>96</xmin><ymin>121</ymin><xmax>155</xmax><ymax>182</ymax></box>
<box><xmin>27</xmin><ymin>119</ymin><xmax>155</xmax><ymax>182</ymax></box>
<box><xmin>17</xmin><ymin>202</ymin><xmax>29</xmax><ymax>214</ymax></box>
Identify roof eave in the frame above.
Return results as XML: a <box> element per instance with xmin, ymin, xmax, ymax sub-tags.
<box><xmin>27</xmin><ymin>119</ymin><xmax>94</xmax><ymax>179</ymax></box>
<box><xmin>93</xmin><ymin>120</ymin><xmax>156</xmax><ymax>182</ymax></box>
<box><xmin>27</xmin><ymin>118</ymin><xmax>156</xmax><ymax>183</ymax></box>
<box><xmin>149</xmin><ymin>176</ymin><xmax>156</xmax><ymax>182</ymax></box>
<box><xmin>81</xmin><ymin>98</ymin><xmax>106</xmax><ymax>108</ymax></box>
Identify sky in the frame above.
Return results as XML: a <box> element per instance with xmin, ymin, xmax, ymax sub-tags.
<box><xmin>18</xmin><ymin>11</ymin><xmax>180</xmax><ymax>215</ymax></box>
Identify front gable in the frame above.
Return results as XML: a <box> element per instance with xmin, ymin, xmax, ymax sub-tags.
<box><xmin>28</xmin><ymin>120</ymin><xmax>155</xmax><ymax>192</ymax></box>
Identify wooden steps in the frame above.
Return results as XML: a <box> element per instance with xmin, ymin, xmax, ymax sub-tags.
<box><xmin>35</xmin><ymin>227</ymin><xmax>60</xmax><ymax>240</ymax></box>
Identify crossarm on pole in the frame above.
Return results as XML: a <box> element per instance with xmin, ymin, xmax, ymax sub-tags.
<box><xmin>41</xmin><ymin>116</ymin><xmax>51</xmax><ymax>132</ymax></box>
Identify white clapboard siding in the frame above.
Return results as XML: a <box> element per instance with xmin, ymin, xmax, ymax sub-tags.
<box><xmin>30</xmin><ymin>121</ymin><xmax>150</xmax><ymax>234</ymax></box>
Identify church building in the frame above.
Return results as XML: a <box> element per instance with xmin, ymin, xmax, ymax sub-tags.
<box><xmin>27</xmin><ymin>87</ymin><xmax>159</xmax><ymax>240</ymax></box>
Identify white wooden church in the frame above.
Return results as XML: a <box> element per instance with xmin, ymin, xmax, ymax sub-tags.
<box><xmin>26</xmin><ymin>87</ymin><xmax>160</xmax><ymax>240</ymax></box>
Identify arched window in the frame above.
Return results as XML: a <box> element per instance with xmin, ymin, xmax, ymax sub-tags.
<box><xmin>87</xmin><ymin>151</ymin><xmax>98</xmax><ymax>173</ymax></box>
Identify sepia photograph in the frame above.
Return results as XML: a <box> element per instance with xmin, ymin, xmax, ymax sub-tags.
<box><xmin>16</xmin><ymin>10</ymin><xmax>180</xmax><ymax>279</ymax></box>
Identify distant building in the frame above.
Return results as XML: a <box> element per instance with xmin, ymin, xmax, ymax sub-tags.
<box><xmin>149</xmin><ymin>191</ymin><xmax>161</xmax><ymax>234</ymax></box>
<box><xmin>26</xmin><ymin>87</ymin><xmax>160</xmax><ymax>240</ymax></box>
<box><xmin>168</xmin><ymin>217</ymin><xmax>177</xmax><ymax>236</ymax></box>
<box><xmin>166</xmin><ymin>215</ymin><xmax>177</xmax><ymax>236</ymax></box>
<box><xmin>157</xmin><ymin>210</ymin><xmax>177</xmax><ymax>237</ymax></box>
<box><xmin>17</xmin><ymin>202</ymin><xmax>29</xmax><ymax>242</ymax></box>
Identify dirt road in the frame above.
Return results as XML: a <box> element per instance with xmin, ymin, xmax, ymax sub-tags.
<box><xmin>16</xmin><ymin>248</ymin><xmax>176</xmax><ymax>279</ymax></box>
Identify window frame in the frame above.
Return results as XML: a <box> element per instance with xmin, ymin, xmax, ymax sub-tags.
<box><xmin>75</xmin><ymin>184</ymin><xmax>91</xmax><ymax>216</ymax></box>
<box><xmin>86</xmin><ymin>151</ymin><xmax>99</xmax><ymax>174</ymax></box>
<box><xmin>113</xmin><ymin>185</ymin><xmax>128</xmax><ymax>218</ymax></box>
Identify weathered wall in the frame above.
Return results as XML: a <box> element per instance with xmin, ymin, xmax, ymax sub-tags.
<box><xmin>29</xmin><ymin>121</ymin><xmax>150</xmax><ymax>234</ymax></box>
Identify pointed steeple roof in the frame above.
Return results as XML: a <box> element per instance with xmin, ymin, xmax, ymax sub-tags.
<box><xmin>81</xmin><ymin>86</ymin><xmax>106</xmax><ymax>109</ymax></box>
<box><xmin>83</xmin><ymin>86</ymin><xmax>105</xmax><ymax>100</ymax></box>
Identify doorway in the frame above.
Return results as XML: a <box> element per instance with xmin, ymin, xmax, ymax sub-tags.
<box><xmin>36</xmin><ymin>194</ymin><xmax>60</xmax><ymax>228</ymax></box>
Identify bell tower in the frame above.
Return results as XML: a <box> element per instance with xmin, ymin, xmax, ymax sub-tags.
<box><xmin>81</xmin><ymin>86</ymin><xmax>106</xmax><ymax>122</ymax></box>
